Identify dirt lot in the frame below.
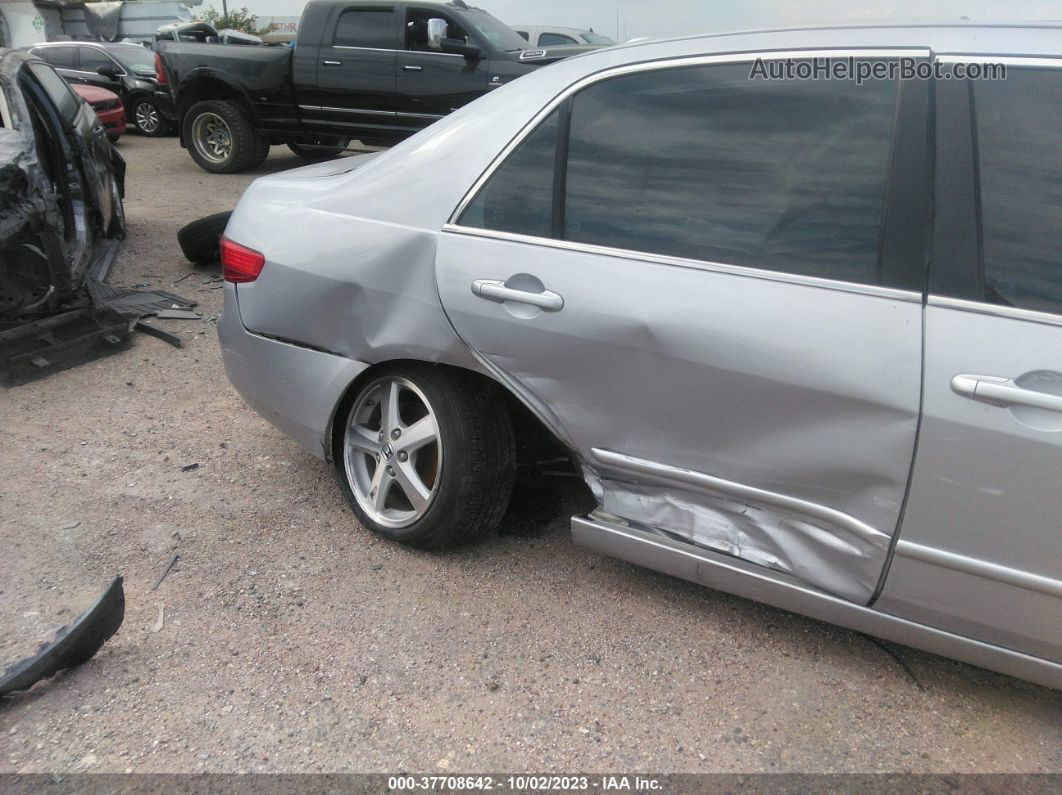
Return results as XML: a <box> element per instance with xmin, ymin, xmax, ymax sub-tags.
<box><xmin>0</xmin><ymin>135</ymin><xmax>1060</xmax><ymax>774</ymax></box>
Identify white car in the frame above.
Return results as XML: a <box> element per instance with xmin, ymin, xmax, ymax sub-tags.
<box><xmin>512</xmin><ymin>25</ymin><xmax>614</xmax><ymax>47</ymax></box>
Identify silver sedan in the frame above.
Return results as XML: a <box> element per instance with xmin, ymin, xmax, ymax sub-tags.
<box><xmin>218</xmin><ymin>24</ymin><xmax>1062</xmax><ymax>690</ymax></box>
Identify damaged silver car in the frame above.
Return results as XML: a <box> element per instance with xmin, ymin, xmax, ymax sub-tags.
<box><xmin>219</xmin><ymin>25</ymin><xmax>1062</xmax><ymax>689</ymax></box>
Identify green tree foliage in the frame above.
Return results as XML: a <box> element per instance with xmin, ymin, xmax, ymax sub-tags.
<box><xmin>200</xmin><ymin>7</ymin><xmax>262</xmax><ymax>35</ymax></box>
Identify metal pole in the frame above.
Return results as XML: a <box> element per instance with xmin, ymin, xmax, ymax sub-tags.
<box><xmin>222</xmin><ymin>0</ymin><xmax>229</xmax><ymax>28</ymax></box>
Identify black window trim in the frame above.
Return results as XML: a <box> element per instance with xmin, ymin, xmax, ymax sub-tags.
<box><xmin>928</xmin><ymin>54</ymin><xmax>1062</xmax><ymax>324</ymax></box>
<box><xmin>447</xmin><ymin>47</ymin><xmax>933</xmax><ymax>301</ymax></box>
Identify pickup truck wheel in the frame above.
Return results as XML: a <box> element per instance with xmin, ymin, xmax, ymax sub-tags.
<box><xmin>335</xmin><ymin>364</ymin><xmax>516</xmax><ymax>550</ymax></box>
<box><xmin>287</xmin><ymin>142</ymin><xmax>344</xmax><ymax>161</ymax></box>
<box><xmin>131</xmin><ymin>97</ymin><xmax>170</xmax><ymax>137</ymax></box>
<box><xmin>184</xmin><ymin>100</ymin><xmax>267</xmax><ymax>174</ymax></box>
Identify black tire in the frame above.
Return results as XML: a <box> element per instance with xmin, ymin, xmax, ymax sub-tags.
<box><xmin>177</xmin><ymin>211</ymin><xmax>232</xmax><ymax>263</ymax></box>
<box><xmin>334</xmin><ymin>364</ymin><xmax>516</xmax><ymax>550</ymax></box>
<box><xmin>183</xmin><ymin>99</ymin><xmax>268</xmax><ymax>174</ymax></box>
<box><xmin>287</xmin><ymin>142</ymin><xmax>344</xmax><ymax>161</ymax></box>
<box><xmin>129</xmin><ymin>96</ymin><xmax>171</xmax><ymax>137</ymax></box>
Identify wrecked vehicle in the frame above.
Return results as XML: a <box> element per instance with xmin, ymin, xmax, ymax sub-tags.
<box><xmin>0</xmin><ymin>49</ymin><xmax>128</xmax><ymax>384</ymax></box>
<box><xmin>218</xmin><ymin>25</ymin><xmax>1062</xmax><ymax>690</ymax></box>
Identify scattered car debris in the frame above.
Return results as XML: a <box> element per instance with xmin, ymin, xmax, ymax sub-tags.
<box><xmin>149</xmin><ymin>604</ymin><xmax>165</xmax><ymax>633</ymax></box>
<box><xmin>62</xmin><ymin>520</ymin><xmax>81</xmax><ymax>530</ymax></box>
<box><xmin>88</xmin><ymin>282</ymin><xmax>197</xmax><ymax>319</ymax></box>
<box><xmin>180</xmin><ymin>462</ymin><xmax>199</xmax><ymax>472</ymax></box>
<box><xmin>0</xmin><ymin>577</ymin><xmax>125</xmax><ymax>697</ymax></box>
<box><xmin>133</xmin><ymin>321</ymin><xmax>182</xmax><ymax>348</ymax></box>
<box><xmin>151</xmin><ymin>553</ymin><xmax>180</xmax><ymax>591</ymax></box>
<box><xmin>156</xmin><ymin>309</ymin><xmax>201</xmax><ymax>320</ymax></box>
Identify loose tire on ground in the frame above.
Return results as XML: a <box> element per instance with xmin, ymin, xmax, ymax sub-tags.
<box><xmin>177</xmin><ymin>211</ymin><xmax>232</xmax><ymax>263</ymax></box>
<box><xmin>183</xmin><ymin>99</ymin><xmax>269</xmax><ymax>174</ymax></box>
<box><xmin>334</xmin><ymin>364</ymin><xmax>516</xmax><ymax>550</ymax></box>
<box><xmin>287</xmin><ymin>142</ymin><xmax>345</xmax><ymax>161</ymax></box>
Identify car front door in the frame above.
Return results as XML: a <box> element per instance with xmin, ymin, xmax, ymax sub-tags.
<box><xmin>77</xmin><ymin>46</ymin><xmax>125</xmax><ymax>94</ymax></box>
<box><xmin>395</xmin><ymin>6</ymin><xmax>490</xmax><ymax>133</ymax></box>
<box><xmin>876</xmin><ymin>60</ymin><xmax>1062</xmax><ymax>663</ymax></box>
<box><xmin>295</xmin><ymin>4</ymin><xmax>401</xmax><ymax>135</ymax></box>
<box><xmin>435</xmin><ymin>52</ymin><xmax>931</xmax><ymax>604</ymax></box>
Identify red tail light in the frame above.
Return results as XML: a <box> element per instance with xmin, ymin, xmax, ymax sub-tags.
<box><xmin>220</xmin><ymin>237</ymin><xmax>266</xmax><ymax>283</ymax></box>
<box><xmin>154</xmin><ymin>52</ymin><xmax>168</xmax><ymax>84</ymax></box>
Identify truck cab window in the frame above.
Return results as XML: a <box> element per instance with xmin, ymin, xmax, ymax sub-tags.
<box><xmin>333</xmin><ymin>8</ymin><xmax>396</xmax><ymax>49</ymax></box>
<box><xmin>405</xmin><ymin>8</ymin><xmax>469</xmax><ymax>51</ymax></box>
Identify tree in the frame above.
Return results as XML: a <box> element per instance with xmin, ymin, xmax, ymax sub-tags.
<box><xmin>200</xmin><ymin>6</ymin><xmax>261</xmax><ymax>35</ymax></box>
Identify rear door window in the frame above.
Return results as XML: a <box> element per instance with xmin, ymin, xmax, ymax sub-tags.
<box><xmin>333</xmin><ymin>7</ymin><xmax>397</xmax><ymax>48</ymax></box>
<box><xmin>973</xmin><ymin>67</ymin><xmax>1062</xmax><ymax>315</ymax></box>
<box><xmin>460</xmin><ymin>59</ymin><xmax>900</xmax><ymax>287</ymax></box>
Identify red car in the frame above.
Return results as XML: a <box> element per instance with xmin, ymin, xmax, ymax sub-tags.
<box><xmin>72</xmin><ymin>83</ymin><xmax>125</xmax><ymax>142</ymax></box>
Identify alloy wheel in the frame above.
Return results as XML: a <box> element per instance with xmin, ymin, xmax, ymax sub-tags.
<box><xmin>343</xmin><ymin>376</ymin><xmax>442</xmax><ymax>529</ymax></box>
<box><xmin>191</xmin><ymin>111</ymin><xmax>232</xmax><ymax>163</ymax></box>
<box><xmin>135</xmin><ymin>101</ymin><xmax>160</xmax><ymax>134</ymax></box>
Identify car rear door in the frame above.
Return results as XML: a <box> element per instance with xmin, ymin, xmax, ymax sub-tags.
<box><xmin>33</xmin><ymin>45</ymin><xmax>79</xmax><ymax>82</ymax></box>
<box><xmin>435</xmin><ymin>51</ymin><xmax>932</xmax><ymax>604</ymax></box>
<box><xmin>876</xmin><ymin>59</ymin><xmax>1062</xmax><ymax>662</ymax></box>
<box><xmin>295</xmin><ymin>4</ymin><xmax>402</xmax><ymax>135</ymax></box>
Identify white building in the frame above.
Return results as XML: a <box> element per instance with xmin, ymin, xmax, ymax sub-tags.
<box><xmin>0</xmin><ymin>0</ymin><xmax>203</xmax><ymax>48</ymax></box>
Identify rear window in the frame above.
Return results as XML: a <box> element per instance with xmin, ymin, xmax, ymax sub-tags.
<box><xmin>974</xmin><ymin>67</ymin><xmax>1062</xmax><ymax>315</ymax></box>
<box><xmin>36</xmin><ymin>46</ymin><xmax>77</xmax><ymax>69</ymax></box>
<box><xmin>333</xmin><ymin>8</ymin><xmax>395</xmax><ymax>48</ymax></box>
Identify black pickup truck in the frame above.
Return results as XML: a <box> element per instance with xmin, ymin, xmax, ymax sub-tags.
<box><xmin>157</xmin><ymin>0</ymin><xmax>601</xmax><ymax>173</ymax></box>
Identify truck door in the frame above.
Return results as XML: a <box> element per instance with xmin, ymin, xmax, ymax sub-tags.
<box><xmin>295</xmin><ymin>4</ymin><xmax>402</xmax><ymax>136</ymax></box>
<box><xmin>395</xmin><ymin>6</ymin><xmax>490</xmax><ymax>133</ymax></box>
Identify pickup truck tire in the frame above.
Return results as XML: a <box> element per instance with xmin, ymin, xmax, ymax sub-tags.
<box><xmin>287</xmin><ymin>142</ymin><xmax>344</xmax><ymax>161</ymax></box>
<box><xmin>177</xmin><ymin>211</ymin><xmax>232</xmax><ymax>263</ymax></box>
<box><xmin>184</xmin><ymin>100</ymin><xmax>269</xmax><ymax>174</ymax></box>
<box><xmin>130</xmin><ymin>96</ymin><xmax>170</xmax><ymax>137</ymax></box>
<box><xmin>335</xmin><ymin>364</ymin><xmax>516</xmax><ymax>551</ymax></box>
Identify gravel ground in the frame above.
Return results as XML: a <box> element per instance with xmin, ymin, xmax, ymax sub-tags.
<box><xmin>0</xmin><ymin>135</ymin><xmax>1060</xmax><ymax>775</ymax></box>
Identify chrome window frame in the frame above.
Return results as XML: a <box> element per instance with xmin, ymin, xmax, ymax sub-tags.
<box><xmin>929</xmin><ymin>54</ymin><xmax>1062</xmax><ymax>323</ymax></box>
<box><xmin>444</xmin><ymin>47</ymin><xmax>931</xmax><ymax>301</ymax></box>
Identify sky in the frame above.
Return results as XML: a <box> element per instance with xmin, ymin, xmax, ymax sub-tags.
<box><xmin>204</xmin><ymin>0</ymin><xmax>1062</xmax><ymax>39</ymax></box>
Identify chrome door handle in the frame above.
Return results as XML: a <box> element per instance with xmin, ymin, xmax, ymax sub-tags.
<box><xmin>471</xmin><ymin>279</ymin><xmax>564</xmax><ymax>311</ymax></box>
<box><xmin>402</xmin><ymin>65</ymin><xmax>423</xmax><ymax>71</ymax></box>
<box><xmin>322</xmin><ymin>59</ymin><xmax>342</xmax><ymax>66</ymax></box>
<box><xmin>951</xmin><ymin>374</ymin><xmax>1062</xmax><ymax>413</ymax></box>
